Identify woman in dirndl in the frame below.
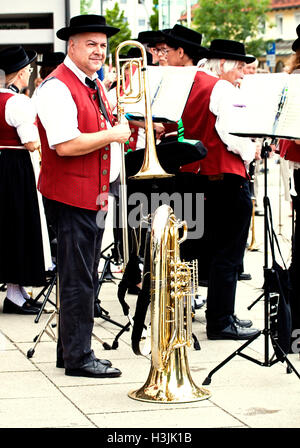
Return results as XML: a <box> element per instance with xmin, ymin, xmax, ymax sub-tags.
<box><xmin>0</xmin><ymin>46</ymin><xmax>45</xmax><ymax>314</ymax></box>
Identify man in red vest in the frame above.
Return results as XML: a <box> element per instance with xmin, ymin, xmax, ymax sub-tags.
<box><xmin>35</xmin><ymin>15</ymin><xmax>131</xmax><ymax>378</ymax></box>
<box><xmin>181</xmin><ymin>39</ymin><xmax>261</xmax><ymax>340</ymax></box>
<box><xmin>279</xmin><ymin>24</ymin><xmax>300</xmax><ymax>348</ymax></box>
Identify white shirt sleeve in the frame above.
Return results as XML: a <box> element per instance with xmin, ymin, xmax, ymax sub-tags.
<box><xmin>210</xmin><ymin>80</ymin><xmax>256</xmax><ymax>164</ymax></box>
<box><xmin>5</xmin><ymin>94</ymin><xmax>39</xmax><ymax>144</ymax></box>
<box><xmin>35</xmin><ymin>78</ymin><xmax>81</xmax><ymax>149</ymax></box>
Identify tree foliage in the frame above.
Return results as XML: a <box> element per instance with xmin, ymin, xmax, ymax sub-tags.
<box><xmin>193</xmin><ymin>0</ymin><xmax>271</xmax><ymax>57</ymax></box>
<box><xmin>105</xmin><ymin>3</ymin><xmax>132</xmax><ymax>60</ymax></box>
<box><xmin>150</xmin><ymin>0</ymin><xmax>159</xmax><ymax>31</ymax></box>
<box><xmin>80</xmin><ymin>0</ymin><xmax>94</xmax><ymax>15</ymax></box>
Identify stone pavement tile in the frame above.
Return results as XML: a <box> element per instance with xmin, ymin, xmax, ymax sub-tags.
<box><xmin>18</xmin><ymin>340</ymin><xmax>57</xmax><ymax>365</ymax></box>
<box><xmin>0</xmin><ymin>350</ymin><xmax>37</xmax><ymax>372</ymax></box>
<box><xmin>0</xmin><ymin>371</ymin><xmax>61</xmax><ymax>399</ymax></box>
<box><xmin>0</xmin><ymin>332</ymin><xmax>16</xmax><ymax>351</ymax></box>
<box><xmin>0</xmin><ymin>396</ymin><xmax>94</xmax><ymax>428</ymax></box>
<box><xmin>59</xmin><ymin>382</ymin><xmax>214</xmax><ymax>416</ymax></box>
<box><xmin>0</xmin><ymin>312</ymin><xmax>54</xmax><ymax>343</ymax></box>
<box><xmin>210</xmin><ymin>379</ymin><xmax>300</xmax><ymax>428</ymax></box>
<box><xmin>88</xmin><ymin>405</ymin><xmax>245</xmax><ymax>429</ymax></box>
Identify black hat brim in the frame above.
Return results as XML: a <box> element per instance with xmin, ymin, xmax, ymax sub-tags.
<box><xmin>206</xmin><ymin>49</ymin><xmax>255</xmax><ymax>64</ymax></box>
<box><xmin>57</xmin><ymin>25</ymin><xmax>120</xmax><ymax>40</ymax></box>
<box><xmin>162</xmin><ymin>31</ymin><xmax>207</xmax><ymax>56</ymax></box>
<box><xmin>292</xmin><ymin>37</ymin><xmax>300</xmax><ymax>52</ymax></box>
<box><xmin>4</xmin><ymin>50</ymin><xmax>37</xmax><ymax>75</ymax></box>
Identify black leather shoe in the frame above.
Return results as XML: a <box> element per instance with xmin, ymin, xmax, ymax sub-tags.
<box><xmin>233</xmin><ymin>314</ymin><xmax>253</xmax><ymax>328</ymax></box>
<box><xmin>207</xmin><ymin>322</ymin><xmax>260</xmax><ymax>340</ymax></box>
<box><xmin>57</xmin><ymin>357</ymin><xmax>112</xmax><ymax>368</ymax></box>
<box><xmin>65</xmin><ymin>359</ymin><xmax>121</xmax><ymax>378</ymax></box>
<box><xmin>238</xmin><ymin>273</ymin><xmax>252</xmax><ymax>281</ymax></box>
<box><xmin>25</xmin><ymin>298</ymin><xmax>43</xmax><ymax>309</ymax></box>
<box><xmin>255</xmin><ymin>210</ymin><xmax>264</xmax><ymax>216</ymax></box>
<box><xmin>3</xmin><ymin>298</ymin><xmax>39</xmax><ymax>315</ymax></box>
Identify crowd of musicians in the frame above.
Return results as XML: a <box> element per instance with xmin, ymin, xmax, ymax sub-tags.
<box><xmin>0</xmin><ymin>14</ymin><xmax>300</xmax><ymax>379</ymax></box>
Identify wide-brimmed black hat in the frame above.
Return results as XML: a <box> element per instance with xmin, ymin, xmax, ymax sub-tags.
<box><xmin>292</xmin><ymin>24</ymin><xmax>300</xmax><ymax>51</ymax></box>
<box><xmin>36</xmin><ymin>52</ymin><xmax>65</xmax><ymax>66</ymax></box>
<box><xmin>56</xmin><ymin>14</ymin><xmax>120</xmax><ymax>40</ymax></box>
<box><xmin>119</xmin><ymin>47</ymin><xmax>153</xmax><ymax>65</ymax></box>
<box><xmin>0</xmin><ymin>46</ymin><xmax>37</xmax><ymax>75</ymax></box>
<box><xmin>137</xmin><ymin>30</ymin><xmax>168</xmax><ymax>47</ymax></box>
<box><xmin>162</xmin><ymin>24</ymin><xmax>208</xmax><ymax>56</ymax></box>
<box><xmin>206</xmin><ymin>39</ymin><xmax>255</xmax><ymax>63</ymax></box>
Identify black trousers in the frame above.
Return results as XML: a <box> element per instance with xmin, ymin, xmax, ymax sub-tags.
<box><xmin>201</xmin><ymin>174</ymin><xmax>252</xmax><ymax>332</ymax></box>
<box><xmin>43</xmin><ymin>198</ymin><xmax>106</xmax><ymax>369</ymax></box>
<box><xmin>290</xmin><ymin>169</ymin><xmax>300</xmax><ymax>332</ymax></box>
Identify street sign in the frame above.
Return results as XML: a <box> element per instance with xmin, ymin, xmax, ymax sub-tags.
<box><xmin>266</xmin><ymin>42</ymin><xmax>276</xmax><ymax>68</ymax></box>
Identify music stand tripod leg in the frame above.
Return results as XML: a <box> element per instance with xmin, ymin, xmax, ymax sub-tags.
<box><xmin>202</xmin><ymin>330</ymin><xmax>262</xmax><ymax>385</ymax></box>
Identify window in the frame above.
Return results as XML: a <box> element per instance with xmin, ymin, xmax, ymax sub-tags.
<box><xmin>276</xmin><ymin>15</ymin><xmax>283</xmax><ymax>36</ymax></box>
<box><xmin>138</xmin><ymin>19</ymin><xmax>146</xmax><ymax>26</ymax></box>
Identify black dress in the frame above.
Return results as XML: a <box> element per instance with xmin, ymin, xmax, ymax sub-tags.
<box><xmin>0</xmin><ymin>147</ymin><xmax>45</xmax><ymax>286</ymax></box>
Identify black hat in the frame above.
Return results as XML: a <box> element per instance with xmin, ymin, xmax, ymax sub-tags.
<box><xmin>206</xmin><ymin>39</ymin><xmax>255</xmax><ymax>63</ymax></box>
<box><xmin>0</xmin><ymin>46</ymin><xmax>37</xmax><ymax>75</ymax></box>
<box><xmin>292</xmin><ymin>24</ymin><xmax>300</xmax><ymax>51</ymax></box>
<box><xmin>137</xmin><ymin>30</ymin><xmax>167</xmax><ymax>46</ymax></box>
<box><xmin>36</xmin><ymin>52</ymin><xmax>65</xmax><ymax>66</ymax></box>
<box><xmin>56</xmin><ymin>14</ymin><xmax>120</xmax><ymax>40</ymax></box>
<box><xmin>119</xmin><ymin>47</ymin><xmax>153</xmax><ymax>65</ymax></box>
<box><xmin>162</xmin><ymin>24</ymin><xmax>208</xmax><ymax>56</ymax></box>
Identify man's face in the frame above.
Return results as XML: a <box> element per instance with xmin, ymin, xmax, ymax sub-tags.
<box><xmin>243</xmin><ymin>62</ymin><xmax>257</xmax><ymax>75</ymax></box>
<box><xmin>149</xmin><ymin>44</ymin><xmax>168</xmax><ymax>66</ymax></box>
<box><xmin>220</xmin><ymin>60</ymin><xmax>246</xmax><ymax>86</ymax></box>
<box><xmin>68</xmin><ymin>32</ymin><xmax>107</xmax><ymax>76</ymax></box>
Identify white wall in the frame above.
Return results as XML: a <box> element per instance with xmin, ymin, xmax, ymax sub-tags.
<box><xmin>0</xmin><ymin>0</ymin><xmax>81</xmax><ymax>51</ymax></box>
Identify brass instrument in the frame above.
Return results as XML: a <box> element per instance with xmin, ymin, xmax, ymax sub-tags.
<box><xmin>129</xmin><ymin>205</ymin><xmax>211</xmax><ymax>403</ymax></box>
<box><xmin>248</xmin><ymin>160</ymin><xmax>258</xmax><ymax>251</ymax></box>
<box><xmin>115</xmin><ymin>40</ymin><xmax>173</xmax><ymax>181</ymax></box>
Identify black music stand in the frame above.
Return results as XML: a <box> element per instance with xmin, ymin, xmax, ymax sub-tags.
<box><xmin>203</xmin><ymin>138</ymin><xmax>300</xmax><ymax>385</ymax></box>
<box><xmin>94</xmin><ymin>239</ymin><xmax>130</xmax><ymax>333</ymax></box>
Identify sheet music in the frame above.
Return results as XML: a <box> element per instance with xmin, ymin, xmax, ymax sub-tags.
<box><xmin>229</xmin><ymin>73</ymin><xmax>300</xmax><ymax>139</ymax></box>
<box><xmin>275</xmin><ymin>75</ymin><xmax>300</xmax><ymax>138</ymax></box>
<box><xmin>123</xmin><ymin>65</ymin><xmax>197</xmax><ymax>122</ymax></box>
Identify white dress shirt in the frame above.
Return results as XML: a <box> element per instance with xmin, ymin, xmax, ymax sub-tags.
<box><xmin>35</xmin><ymin>55</ymin><xmax>121</xmax><ymax>182</ymax></box>
<box><xmin>199</xmin><ymin>68</ymin><xmax>256</xmax><ymax>165</ymax></box>
<box><xmin>0</xmin><ymin>88</ymin><xmax>39</xmax><ymax>146</ymax></box>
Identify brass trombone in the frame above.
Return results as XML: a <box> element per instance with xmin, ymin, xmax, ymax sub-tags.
<box><xmin>115</xmin><ymin>40</ymin><xmax>173</xmax><ymax>267</ymax></box>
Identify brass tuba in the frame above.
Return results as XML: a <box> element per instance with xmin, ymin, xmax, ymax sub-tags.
<box><xmin>129</xmin><ymin>205</ymin><xmax>211</xmax><ymax>403</ymax></box>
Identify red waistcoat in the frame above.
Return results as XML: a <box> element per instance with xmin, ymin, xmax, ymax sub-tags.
<box><xmin>279</xmin><ymin>139</ymin><xmax>300</xmax><ymax>163</ymax></box>
<box><xmin>37</xmin><ymin>64</ymin><xmax>116</xmax><ymax>211</ymax></box>
<box><xmin>181</xmin><ymin>71</ymin><xmax>247</xmax><ymax>178</ymax></box>
<box><xmin>0</xmin><ymin>92</ymin><xmax>22</xmax><ymax>147</ymax></box>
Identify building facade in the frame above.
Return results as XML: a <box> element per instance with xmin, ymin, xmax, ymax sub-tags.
<box><xmin>0</xmin><ymin>0</ymin><xmax>80</xmax><ymax>91</ymax></box>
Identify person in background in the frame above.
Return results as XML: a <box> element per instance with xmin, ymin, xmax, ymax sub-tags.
<box><xmin>0</xmin><ymin>46</ymin><xmax>46</xmax><ymax>314</ymax></box>
<box><xmin>279</xmin><ymin>24</ymin><xmax>300</xmax><ymax>348</ymax></box>
<box><xmin>180</xmin><ymin>39</ymin><xmax>261</xmax><ymax>340</ymax></box>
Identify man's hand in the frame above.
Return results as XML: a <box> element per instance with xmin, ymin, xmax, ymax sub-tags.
<box><xmin>112</xmin><ymin>122</ymin><xmax>131</xmax><ymax>143</ymax></box>
<box><xmin>24</xmin><ymin>140</ymin><xmax>41</xmax><ymax>153</ymax></box>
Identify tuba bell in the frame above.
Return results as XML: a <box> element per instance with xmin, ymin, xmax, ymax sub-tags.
<box><xmin>129</xmin><ymin>205</ymin><xmax>211</xmax><ymax>403</ymax></box>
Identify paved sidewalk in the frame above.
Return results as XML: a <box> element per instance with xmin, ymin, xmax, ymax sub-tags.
<box><xmin>0</xmin><ymin>158</ymin><xmax>300</xmax><ymax>431</ymax></box>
